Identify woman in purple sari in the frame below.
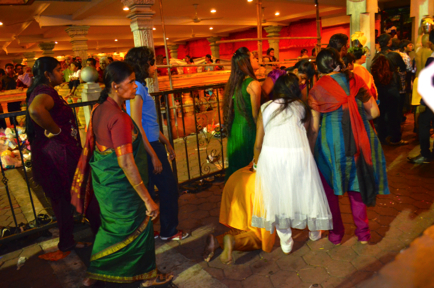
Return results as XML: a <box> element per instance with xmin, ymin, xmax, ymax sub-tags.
<box><xmin>26</xmin><ymin>57</ymin><xmax>98</xmax><ymax>261</ymax></box>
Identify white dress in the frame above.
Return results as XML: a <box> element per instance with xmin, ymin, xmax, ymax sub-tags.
<box><xmin>251</xmin><ymin>100</ymin><xmax>333</xmax><ymax>233</ymax></box>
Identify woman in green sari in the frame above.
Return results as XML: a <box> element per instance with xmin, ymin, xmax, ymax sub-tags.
<box><xmin>74</xmin><ymin>61</ymin><xmax>173</xmax><ymax>287</ymax></box>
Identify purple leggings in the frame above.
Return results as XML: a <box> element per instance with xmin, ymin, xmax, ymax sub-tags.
<box><xmin>320</xmin><ymin>173</ymin><xmax>370</xmax><ymax>244</ymax></box>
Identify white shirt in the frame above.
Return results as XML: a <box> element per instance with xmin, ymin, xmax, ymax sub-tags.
<box><xmin>69</xmin><ymin>69</ymin><xmax>81</xmax><ymax>81</ymax></box>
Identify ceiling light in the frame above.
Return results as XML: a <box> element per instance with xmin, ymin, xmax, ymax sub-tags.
<box><xmin>0</xmin><ymin>22</ymin><xmax>3</xmax><ymax>26</ymax></box>
<box><xmin>115</xmin><ymin>39</ymin><xmax>118</xmax><ymax>41</ymax></box>
<box><xmin>55</xmin><ymin>41</ymin><xmax>58</xmax><ymax>44</ymax></box>
<box><xmin>275</xmin><ymin>12</ymin><xmax>280</xmax><ymax>16</ymax></box>
<box><xmin>247</xmin><ymin>0</ymin><xmax>253</xmax><ymax>2</ymax></box>
<box><xmin>153</xmin><ymin>27</ymin><xmax>156</xmax><ymax>30</ymax></box>
<box><xmin>123</xmin><ymin>6</ymin><xmax>129</xmax><ymax>11</ymax></box>
<box><xmin>211</xmin><ymin>9</ymin><xmax>216</xmax><ymax>13</ymax></box>
<box><xmin>209</xmin><ymin>27</ymin><xmax>213</xmax><ymax>30</ymax></box>
<box><xmin>166</xmin><ymin>38</ymin><xmax>169</xmax><ymax>40</ymax></box>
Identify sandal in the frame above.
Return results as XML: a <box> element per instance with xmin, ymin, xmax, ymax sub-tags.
<box><xmin>386</xmin><ymin>138</ymin><xmax>409</xmax><ymax>146</ymax></box>
<box><xmin>38</xmin><ymin>250</ymin><xmax>71</xmax><ymax>261</ymax></box>
<box><xmin>141</xmin><ymin>272</ymin><xmax>174</xmax><ymax>287</ymax></box>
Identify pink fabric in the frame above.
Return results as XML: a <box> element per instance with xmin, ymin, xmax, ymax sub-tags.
<box><xmin>320</xmin><ymin>173</ymin><xmax>370</xmax><ymax>243</ymax></box>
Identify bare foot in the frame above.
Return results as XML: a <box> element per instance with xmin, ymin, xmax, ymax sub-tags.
<box><xmin>203</xmin><ymin>234</ymin><xmax>219</xmax><ymax>262</ymax></box>
<box><xmin>141</xmin><ymin>272</ymin><xmax>173</xmax><ymax>287</ymax></box>
<box><xmin>219</xmin><ymin>234</ymin><xmax>235</xmax><ymax>265</ymax></box>
<box><xmin>82</xmin><ymin>277</ymin><xmax>96</xmax><ymax>287</ymax></box>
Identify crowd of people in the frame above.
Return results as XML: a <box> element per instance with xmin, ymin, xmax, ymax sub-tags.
<box><xmin>12</xmin><ymin>25</ymin><xmax>433</xmax><ymax>287</ymax></box>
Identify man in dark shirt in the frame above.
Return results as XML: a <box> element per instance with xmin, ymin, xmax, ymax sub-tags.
<box><xmin>372</xmin><ymin>34</ymin><xmax>408</xmax><ymax>145</ymax></box>
<box><xmin>2</xmin><ymin>63</ymin><xmax>17</xmax><ymax>90</ymax></box>
<box><xmin>328</xmin><ymin>33</ymin><xmax>349</xmax><ymax>58</ymax></box>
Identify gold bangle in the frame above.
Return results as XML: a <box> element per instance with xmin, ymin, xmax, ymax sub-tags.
<box><xmin>133</xmin><ymin>181</ymin><xmax>143</xmax><ymax>189</ymax></box>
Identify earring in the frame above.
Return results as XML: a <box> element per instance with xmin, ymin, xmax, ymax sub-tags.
<box><xmin>115</xmin><ymin>90</ymin><xmax>118</xmax><ymax>93</ymax></box>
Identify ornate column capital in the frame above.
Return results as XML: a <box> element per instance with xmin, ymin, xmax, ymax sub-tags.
<box><xmin>38</xmin><ymin>42</ymin><xmax>56</xmax><ymax>57</ymax></box>
<box><xmin>122</xmin><ymin>0</ymin><xmax>158</xmax><ymax>92</ymax></box>
<box><xmin>167</xmin><ymin>44</ymin><xmax>179</xmax><ymax>59</ymax></box>
<box><xmin>264</xmin><ymin>25</ymin><xmax>283</xmax><ymax>38</ymax></box>
<box><xmin>24</xmin><ymin>52</ymin><xmax>36</xmax><ymax>68</ymax></box>
<box><xmin>65</xmin><ymin>25</ymin><xmax>90</xmax><ymax>39</ymax></box>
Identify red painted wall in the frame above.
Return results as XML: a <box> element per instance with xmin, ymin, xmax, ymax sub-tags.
<box><xmin>155</xmin><ymin>21</ymin><xmax>350</xmax><ymax>61</ymax></box>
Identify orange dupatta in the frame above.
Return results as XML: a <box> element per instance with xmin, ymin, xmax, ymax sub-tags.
<box><xmin>309</xmin><ymin>74</ymin><xmax>373</xmax><ymax>165</ymax></box>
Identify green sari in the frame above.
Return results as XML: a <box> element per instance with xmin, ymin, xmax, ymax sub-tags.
<box><xmin>86</xmin><ymin>120</ymin><xmax>157</xmax><ymax>283</ymax></box>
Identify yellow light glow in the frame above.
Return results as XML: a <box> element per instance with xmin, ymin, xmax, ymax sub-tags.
<box><xmin>55</xmin><ymin>41</ymin><xmax>58</xmax><ymax>44</ymax></box>
<box><xmin>0</xmin><ymin>22</ymin><xmax>3</xmax><ymax>26</ymax></box>
<box><xmin>209</xmin><ymin>27</ymin><xmax>213</xmax><ymax>30</ymax></box>
<box><xmin>123</xmin><ymin>6</ymin><xmax>129</xmax><ymax>11</ymax></box>
<box><xmin>166</xmin><ymin>38</ymin><xmax>169</xmax><ymax>40</ymax></box>
<box><xmin>211</xmin><ymin>9</ymin><xmax>216</xmax><ymax>13</ymax></box>
<box><xmin>153</xmin><ymin>27</ymin><xmax>156</xmax><ymax>30</ymax></box>
<box><xmin>275</xmin><ymin>12</ymin><xmax>280</xmax><ymax>16</ymax></box>
<box><xmin>114</xmin><ymin>39</ymin><xmax>118</xmax><ymax>41</ymax></box>
<box><xmin>247</xmin><ymin>0</ymin><xmax>253</xmax><ymax>2</ymax></box>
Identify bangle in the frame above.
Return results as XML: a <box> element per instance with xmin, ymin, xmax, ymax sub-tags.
<box><xmin>44</xmin><ymin>128</ymin><xmax>61</xmax><ymax>138</ymax></box>
<box><xmin>133</xmin><ymin>181</ymin><xmax>143</xmax><ymax>189</ymax></box>
<box><xmin>252</xmin><ymin>158</ymin><xmax>257</xmax><ymax>171</ymax></box>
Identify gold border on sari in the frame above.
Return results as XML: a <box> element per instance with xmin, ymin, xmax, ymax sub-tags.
<box><xmin>90</xmin><ymin>216</ymin><xmax>151</xmax><ymax>262</ymax></box>
<box><xmin>86</xmin><ymin>268</ymin><xmax>157</xmax><ymax>283</ymax></box>
<box><xmin>115</xmin><ymin>143</ymin><xmax>133</xmax><ymax>157</ymax></box>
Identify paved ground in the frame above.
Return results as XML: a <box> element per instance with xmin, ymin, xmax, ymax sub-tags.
<box><xmin>0</xmin><ymin>116</ymin><xmax>433</xmax><ymax>288</ymax></box>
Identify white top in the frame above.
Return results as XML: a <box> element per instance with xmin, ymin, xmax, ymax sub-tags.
<box><xmin>69</xmin><ymin>69</ymin><xmax>81</xmax><ymax>81</ymax></box>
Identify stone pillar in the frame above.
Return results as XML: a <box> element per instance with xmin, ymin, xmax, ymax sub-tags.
<box><xmin>122</xmin><ymin>0</ymin><xmax>159</xmax><ymax>93</ymax></box>
<box><xmin>264</xmin><ymin>26</ymin><xmax>282</xmax><ymax>60</ymax></box>
<box><xmin>347</xmin><ymin>0</ymin><xmax>377</xmax><ymax>70</ymax></box>
<box><xmin>38</xmin><ymin>42</ymin><xmax>55</xmax><ymax>57</ymax></box>
<box><xmin>410</xmin><ymin>0</ymin><xmax>434</xmax><ymax>49</ymax></box>
<box><xmin>207</xmin><ymin>36</ymin><xmax>221</xmax><ymax>59</ymax></box>
<box><xmin>65</xmin><ymin>26</ymin><xmax>90</xmax><ymax>68</ymax></box>
<box><xmin>167</xmin><ymin>44</ymin><xmax>179</xmax><ymax>59</ymax></box>
<box><xmin>23</xmin><ymin>52</ymin><xmax>36</xmax><ymax>69</ymax></box>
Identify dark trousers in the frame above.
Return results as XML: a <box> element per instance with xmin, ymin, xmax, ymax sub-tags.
<box><xmin>50</xmin><ymin>194</ymin><xmax>76</xmax><ymax>252</ymax></box>
<box><xmin>376</xmin><ymin>86</ymin><xmax>402</xmax><ymax>142</ymax></box>
<box><xmin>399</xmin><ymin>92</ymin><xmax>406</xmax><ymax>121</ymax></box>
<box><xmin>147</xmin><ymin>141</ymin><xmax>179</xmax><ymax>237</ymax></box>
<box><xmin>418</xmin><ymin>105</ymin><xmax>434</xmax><ymax>158</ymax></box>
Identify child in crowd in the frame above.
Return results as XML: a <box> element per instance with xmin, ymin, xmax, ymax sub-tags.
<box><xmin>251</xmin><ymin>73</ymin><xmax>332</xmax><ymax>254</ymax></box>
<box><xmin>67</xmin><ymin>61</ymin><xmax>82</xmax><ymax>97</ymax></box>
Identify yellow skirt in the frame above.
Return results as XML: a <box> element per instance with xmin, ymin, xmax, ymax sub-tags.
<box><xmin>219</xmin><ymin>167</ymin><xmax>276</xmax><ymax>253</ymax></box>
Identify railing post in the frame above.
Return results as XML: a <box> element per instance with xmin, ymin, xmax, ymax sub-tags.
<box><xmin>164</xmin><ymin>93</ymin><xmax>178</xmax><ymax>184</ymax></box>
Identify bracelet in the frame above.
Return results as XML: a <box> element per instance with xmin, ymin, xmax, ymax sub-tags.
<box><xmin>44</xmin><ymin>128</ymin><xmax>61</xmax><ymax>138</ymax></box>
<box><xmin>252</xmin><ymin>158</ymin><xmax>257</xmax><ymax>171</ymax></box>
<box><xmin>133</xmin><ymin>181</ymin><xmax>144</xmax><ymax>189</ymax></box>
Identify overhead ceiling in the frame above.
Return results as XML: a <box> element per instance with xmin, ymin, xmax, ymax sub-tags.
<box><xmin>0</xmin><ymin>0</ymin><xmax>348</xmax><ymax>60</ymax></box>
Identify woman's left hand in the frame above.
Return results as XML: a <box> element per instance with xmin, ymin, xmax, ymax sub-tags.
<box><xmin>167</xmin><ymin>145</ymin><xmax>176</xmax><ymax>161</ymax></box>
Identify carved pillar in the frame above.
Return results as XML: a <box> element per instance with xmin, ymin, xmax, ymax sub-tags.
<box><xmin>23</xmin><ymin>52</ymin><xmax>36</xmax><ymax>69</ymax></box>
<box><xmin>65</xmin><ymin>26</ymin><xmax>90</xmax><ymax>68</ymax></box>
<box><xmin>38</xmin><ymin>42</ymin><xmax>55</xmax><ymax>57</ymax></box>
<box><xmin>207</xmin><ymin>36</ymin><xmax>221</xmax><ymax>59</ymax></box>
<box><xmin>122</xmin><ymin>0</ymin><xmax>159</xmax><ymax>93</ymax></box>
<box><xmin>264</xmin><ymin>26</ymin><xmax>282</xmax><ymax>60</ymax></box>
<box><xmin>167</xmin><ymin>44</ymin><xmax>179</xmax><ymax>59</ymax></box>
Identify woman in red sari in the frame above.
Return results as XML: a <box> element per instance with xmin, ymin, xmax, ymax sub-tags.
<box><xmin>26</xmin><ymin>57</ymin><xmax>96</xmax><ymax>260</ymax></box>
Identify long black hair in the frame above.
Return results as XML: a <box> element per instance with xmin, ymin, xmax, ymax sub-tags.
<box><xmin>124</xmin><ymin>46</ymin><xmax>155</xmax><ymax>85</ymax></box>
<box><xmin>264</xmin><ymin>73</ymin><xmax>311</xmax><ymax>124</ymax></box>
<box><xmin>98</xmin><ymin>61</ymin><xmax>134</xmax><ymax>104</ymax></box>
<box><xmin>26</xmin><ymin>57</ymin><xmax>60</xmax><ymax>143</ymax></box>
<box><xmin>316</xmin><ymin>48</ymin><xmax>352</xmax><ymax>80</ymax></box>
<box><xmin>223</xmin><ymin>47</ymin><xmax>258</xmax><ymax>136</ymax></box>
<box><xmin>286</xmin><ymin>59</ymin><xmax>315</xmax><ymax>81</ymax></box>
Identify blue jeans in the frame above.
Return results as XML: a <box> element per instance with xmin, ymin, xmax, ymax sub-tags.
<box><xmin>147</xmin><ymin>141</ymin><xmax>179</xmax><ymax>237</ymax></box>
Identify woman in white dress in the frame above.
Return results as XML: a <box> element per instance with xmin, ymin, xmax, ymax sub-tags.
<box><xmin>251</xmin><ymin>73</ymin><xmax>333</xmax><ymax>254</ymax></box>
